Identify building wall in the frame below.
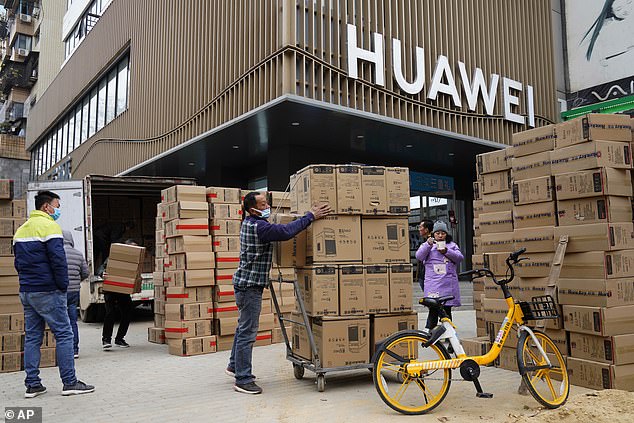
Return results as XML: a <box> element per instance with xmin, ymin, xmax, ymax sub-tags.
<box><xmin>32</xmin><ymin>0</ymin><xmax>66</xmax><ymax>101</ymax></box>
<box><xmin>27</xmin><ymin>0</ymin><xmax>557</xmax><ymax>179</ymax></box>
<box><xmin>0</xmin><ymin>157</ymin><xmax>30</xmax><ymax>198</ymax></box>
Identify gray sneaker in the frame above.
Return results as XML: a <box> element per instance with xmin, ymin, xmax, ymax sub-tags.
<box><xmin>25</xmin><ymin>385</ymin><xmax>47</xmax><ymax>398</ymax></box>
<box><xmin>234</xmin><ymin>381</ymin><xmax>262</xmax><ymax>394</ymax></box>
<box><xmin>62</xmin><ymin>380</ymin><xmax>95</xmax><ymax>396</ymax></box>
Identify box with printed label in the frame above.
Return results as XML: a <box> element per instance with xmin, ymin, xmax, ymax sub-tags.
<box><xmin>385</xmin><ymin>167</ymin><xmax>410</xmax><ymax>214</ymax></box>
<box><xmin>11</xmin><ymin>200</ymin><xmax>26</xmax><ymax>218</ymax></box>
<box><xmin>517</xmin><ymin>277</ymin><xmax>551</xmax><ymax>302</ymax></box>
<box><xmin>267</xmin><ymin>191</ymin><xmax>291</xmax><ymax>209</ymax></box>
<box><xmin>511</xmin><ymin>151</ymin><xmax>552</xmax><ymax>181</ymax></box>
<box><xmin>165</xmin><ymin>303</ymin><xmax>202</xmax><ymax>321</ymax></box>
<box><xmin>291</xmin><ymin>312</ymin><xmax>312</xmax><ymax>360</ymax></box>
<box><xmin>39</xmin><ymin>348</ymin><xmax>56</xmax><ymax>368</ymax></box>
<box><xmin>168</xmin><ymin>335</ymin><xmax>217</xmax><ymax>356</ymax></box>
<box><xmin>213</xmin><ymin>285</ymin><xmax>235</xmax><ymax>303</ymax></box>
<box><xmin>512</xmin><ymin>176</ymin><xmax>554</xmax><ymax>205</ymax></box>
<box><xmin>165</xmin><ymin>218</ymin><xmax>209</xmax><ymax>237</ymax></box>
<box><xmin>293</xmin><ymin>165</ymin><xmax>338</xmax><ymax>214</ymax></box>
<box><xmin>554</xmin><ymin>223</ymin><xmax>634</xmax><ymax>253</ymax></box>
<box><xmin>557</xmin><ymin>278</ymin><xmax>634</xmax><ymax>307</ymax></box>
<box><xmin>0</xmin><ymin>333</ymin><xmax>22</xmax><ymax>352</ymax></box>
<box><xmin>148</xmin><ymin>327</ymin><xmax>166</xmax><ymax>344</ymax></box>
<box><xmin>209</xmin><ymin>219</ymin><xmax>241</xmax><ymax>236</ymax></box>
<box><xmin>371</xmin><ymin>313</ymin><xmax>417</xmax><ymax>356</ymax></box>
<box><xmin>477</xmin><ymin>149</ymin><xmax>510</xmax><ymax>175</ymax></box>
<box><xmin>0</xmin><ymin>180</ymin><xmax>13</xmax><ymax>200</ymax></box>
<box><xmin>483</xmin><ymin>252</ymin><xmax>513</xmax><ymax>277</ymax></box>
<box><xmin>563</xmin><ymin>304</ymin><xmax>634</xmax><ymax>336</ymax></box>
<box><xmin>512</xmin><ymin>124</ymin><xmax>556</xmax><ymax>158</ymax></box>
<box><xmin>161</xmin><ymin>185</ymin><xmax>206</xmax><ymax>203</ymax></box>
<box><xmin>166</xmin><ymin>236</ymin><xmax>212</xmax><ymax>254</ymax></box>
<box><xmin>166</xmin><ymin>287</ymin><xmax>213</xmax><ymax>304</ymax></box>
<box><xmin>215</xmin><ymin>268</ymin><xmax>236</xmax><ymax>285</ymax></box>
<box><xmin>165</xmin><ymin>252</ymin><xmax>215</xmax><ymax>271</ymax></box>
<box><xmin>102</xmin><ymin>274</ymin><xmax>141</xmax><ymax>295</ymax></box>
<box><xmin>361</xmin><ymin>217</ymin><xmax>409</xmax><ymax>264</ymax></box>
<box><xmin>478</xmin><ymin>211</ymin><xmax>513</xmax><ymax>235</ymax></box>
<box><xmin>305</xmin><ymin>215</ymin><xmax>361</xmax><ymax>264</ymax></box>
<box><xmin>560</xmin><ymin>250</ymin><xmax>634</xmax><ymax>279</ymax></box>
<box><xmin>0</xmin><ymin>218</ymin><xmax>13</xmax><ymax>237</ymax></box>
<box><xmin>388</xmin><ymin>264</ymin><xmax>412</xmax><ymax>313</ymax></box>
<box><xmin>567</xmin><ymin>357</ymin><xmax>634</xmax><ymax>391</ymax></box>
<box><xmin>215</xmin><ymin>252</ymin><xmax>240</xmax><ymax>269</ymax></box>
<box><xmin>481</xmin><ymin>170</ymin><xmax>512</xmax><ymax>194</ymax></box>
<box><xmin>214</xmin><ymin>316</ymin><xmax>238</xmax><ymax>336</ymax></box>
<box><xmin>554</xmin><ymin>168</ymin><xmax>632</xmax><ymax>200</ymax></box>
<box><xmin>364</xmin><ymin>265</ymin><xmax>390</xmax><ymax>314</ymax></box>
<box><xmin>556</xmin><ymin>114</ymin><xmax>632</xmax><ymax>149</ymax></box>
<box><xmin>164</xmin><ymin>201</ymin><xmax>209</xmax><ymax>222</ymax></box>
<box><xmin>481</xmin><ymin>232</ymin><xmax>514</xmax><ymax>254</ymax></box>
<box><xmin>206</xmin><ymin>187</ymin><xmax>241</xmax><ymax>204</ymax></box>
<box><xmin>164</xmin><ymin>319</ymin><xmax>212</xmax><ymax>340</ymax></box>
<box><xmin>473</xmin><ymin>181</ymin><xmax>483</xmax><ymax>200</ymax></box>
<box><xmin>515</xmin><ymin>252</ymin><xmax>554</xmax><ymax>278</ymax></box>
<box><xmin>569</xmin><ymin>332</ymin><xmax>634</xmax><ymax>365</ymax></box>
<box><xmin>296</xmin><ymin>266</ymin><xmax>338</xmax><ymax>316</ymax></box>
<box><xmin>513</xmin><ymin>227</ymin><xmax>556</xmax><ymax>253</ymax></box>
<box><xmin>209</xmin><ymin>203</ymin><xmax>243</xmax><ymax>220</ymax></box>
<box><xmin>361</xmin><ymin>166</ymin><xmax>387</xmax><ymax>215</ymax></box>
<box><xmin>557</xmin><ymin>196</ymin><xmax>632</xmax><ymax>227</ymax></box>
<box><xmin>461</xmin><ymin>337</ymin><xmax>492</xmax><ymax>359</ymax></box>
<box><xmin>108</xmin><ymin>243</ymin><xmax>145</xmax><ymax>264</ymax></box>
<box><xmin>335</xmin><ymin>165</ymin><xmax>363</xmax><ymax>214</ymax></box>
<box><xmin>313</xmin><ymin>316</ymin><xmax>370</xmax><ymax>367</ymax></box>
<box><xmin>473</xmin><ymin>200</ymin><xmax>483</xmax><ymax>218</ymax></box>
<box><xmin>483</xmin><ymin>298</ymin><xmax>509</xmax><ymax>323</ymax></box>
<box><xmin>512</xmin><ymin>201</ymin><xmax>557</xmax><ymax>229</ymax></box>
<box><xmin>0</xmin><ymin>313</ymin><xmax>23</xmax><ymax>332</ymax></box>
<box><xmin>0</xmin><ymin>201</ymin><xmax>10</xmax><ymax>217</ymax></box>
<box><xmin>212</xmin><ymin>301</ymin><xmax>239</xmax><ymax>319</ymax></box>
<box><xmin>550</xmin><ymin>141</ymin><xmax>632</xmax><ymax>174</ymax></box>
<box><xmin>482</xmin><ymin>190</ymin><xmax>514</xmax><ymax>213</ymax></box>
<box><xmin>167</xmin><ymin>269</ymin><xmax>214</xmax><ymax>287</ymax></box>
<box><xmin>271</xmin><ymin>214</ymin><xmax>306</xmax><ymax>267</ymax></box>
<box><xmin>339</xmin><ymin>265</ymin><xmax>366</xmax><ymax>315</ymax></box>
<box><xmin>212</xmin><ymin>236</ymin><xmax>240</xmax><ymax>253</ymax></box>
<box><xmin>1</xmin><ymin>351</ymin><xmax>21</xmax><ymax>372</ymax></box>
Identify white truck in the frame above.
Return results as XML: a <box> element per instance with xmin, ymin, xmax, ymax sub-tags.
<box><xmin>27</xmin><ymin>175</ymin><xmax>195</xmax><ymax>322</ymax></box>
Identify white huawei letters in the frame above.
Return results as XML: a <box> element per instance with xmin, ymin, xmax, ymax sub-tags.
<box><xmin>346</xmin><ymin>24</ymin><xmax>536</xmax><ymax>127</ymax></box>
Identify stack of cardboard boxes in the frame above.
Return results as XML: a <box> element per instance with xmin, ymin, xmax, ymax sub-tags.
<box><xmin>1</xmin><ymin>187</ymin><xmax>56</xmax><ymax>373</ymax></box>
<box><xmin>285</xmin><ymin>165</ymin><xmax>416</xmax><ymax>368</ymax></box>
<box><xmin>469</xmin><ymin>114</ymin><xmax>634</xmax><ymax>389</ymax></box>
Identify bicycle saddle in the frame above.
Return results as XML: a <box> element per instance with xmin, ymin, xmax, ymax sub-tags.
<box><xmin>420</xmin><ymin>296</ymin><xmax>455</xmax><ymax>308</ymax></box>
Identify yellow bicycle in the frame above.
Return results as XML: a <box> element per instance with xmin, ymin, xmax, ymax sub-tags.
<box><xmin>372</xmin><ymin>248</ymin><xmax>569</xmax><ymax>415</ymax></box>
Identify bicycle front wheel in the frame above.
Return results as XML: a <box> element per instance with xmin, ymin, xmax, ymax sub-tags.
<box><xmin>372</xmin><ymin>330</ymin><xmax>451</xmax><ymax>415</ymax></box>
<box><xmin>517</xmin><ymin>329</ymin><xmax>569</xmax><ymax>408</ymax></box>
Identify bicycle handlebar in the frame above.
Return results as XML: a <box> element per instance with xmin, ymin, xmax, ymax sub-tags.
<box><xmin>462</xmin><ymin>248</ymin><xmax>526</xmax><ymax>286</ymax></box>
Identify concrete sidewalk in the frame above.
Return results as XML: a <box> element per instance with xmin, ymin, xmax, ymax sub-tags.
<box><xmin>0</xmin><ymin>309</ymin><xmax>590</xmax><ymax>422</ymax></box>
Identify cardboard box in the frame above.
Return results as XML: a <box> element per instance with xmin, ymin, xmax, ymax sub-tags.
<box><xmin>477</xmin><ymin>149</ymin><xmax>510</xmax><ymax>175</ymax></box>
<box><xmin>483</xmin><ymin>298</ymin><xmax>509</xmax><ymax>323</ymax></box>
<box><xmin>388</xmin><ymin>264</ymin><xmax>413</xmax><ymax>313</ymax></box>
<box><xmin>167</xmin><ymin>269</ymin><xmax>214</xmax><ymax>287</ymax></box>
<box><xmin>513</xmin><ymin>201</ymin><xmax>557</xmax><ymax>229</ymax></box>
<box><xmin>206</xmin><ymin>187</ymin><xmax>241</xmax><ymax>204</ymax></box>
<box><xmin>461</xmin><ymin>336</ymin><xmax>491</xmax><ymax>358</ymax></box>
<box><xmin>563</xmin><ymin>304</ymin><xmax>634</xmax><ymax>336</ymax></box>
<box><xmin>164</xmin><ymin>319</ymin><xmax>213</xmax><ymax>339</ymax></box>
<box><xmin>1</xmin><ymin>351</ymin><xmax>21</xmax><ymax>372</ymax></box>
<box><xmin>164</xmin><ymin>201</ymin><xmax>209</xmax><ymax>221</ymax></box>
<box><xmin>480</xmin><ymin>232</ymin><xmax>514</xmax><ymax>253</ymax></box>
<box><xmin>483</xmin><ymin>252</ymin><xmax>512</xmax><ymax>277</ymax></box>
<box><xmin>108</xmin><ymin>243</ymin><xmax>145</xmax><ymax>264</ymax></box>
<box><xmin>0</xmin><ymin>275</ymin><xmax>18</xmax><ymax>295</ymax></box>
<box><xmin>0</xmin><ymin>313</ymin><xmax>23</xmax><ymax>332</ymax></box>
<box><xmin>165</xmin><ymin>303</ymin><xmax>202</xmax><ymax>321</ymax></box>
<box><xmin>166</xmin><ymin>236</ymin><xmax>212</xmax><ymax>254</ymax></box>
<box><xmin>365</xmin><ymin>265</ymin><xmax>390</xmax><ymax>314</ymax></box>
<box><xmin>213</xmin><ymin>284</ymin><xmax>235</xmax><ymax>303</ymax></box>
<box><xmin>361</xmin><ymin>166</ymin><xmax>387</xmax><ymax>215</ymax></box>
<box><xmin>267</xmin><ymin>191</ymin><xmax>291</xmax><ymax>209</ymax></box>
<box><xmin>512</xmin><ymin>176</ymin><xmax>554</xmax><ymax>205</ymax></box>
<box><xmin>335</xmin><ymin>165</ymin><xmax>363</xmax><ymax>214</ymax></box>
<box><xmin>102</xmin><ymin>274</ymin><xmax>141</xmax><ymax>294</ymax></box>
<box><xmin>214</xmin><ymin>316</ymin><xmax>239</xmax><ymax>336</ymax></box>
<box><xmin>0</xmin><ymin>237</ymin><xmax>13</xmax><ymax>256</ymax></box>
<box><xmin>560</xmin><ymin>250</ymin><xmax>634</xmax><ymax>279</ymax></box>
<box><xmin>0</xmin><ymin>333</ymin><xmax>22</xmax><ymax>352</ymax></box>
<box><xmin>479</xmin><ymin>211</ymin><xmax>513</xmax><ymax>235</ymax></box>
<box><xmin>165</xmin><ymin>218</ymin><xmax>209</xmax><ymax>237</ymax></box>
<box><xmin>338</xmin><ymin>265</ymin><xmax>366</xmax><ymax>315</ymax></box>
<box><xmin>313</xmin><ymin>316</ymin><xmax>370</xmax><ymax>367</ymax></box>
<box><xmin>554</xmin><ymin>222</ymin><xmax>634</xmax><ymax>253</ymax></box>
<box><xmin>473</xmin><ymin>236</ymin><xmax>481</xmax><ymax>254</ymax></box>
<box><xmin>554</xmin><ymin>168</ymin><xmax>632</xmax><ymax>200</ymax></box>
<box><xmin>556</xmin><ymin>114</ymin><xmax>632</xmax><ymax>149</ymax></box>
<box><xmin>209</xmin><ymin>219</ymin><xmax>242</xmax><ymax>236</ymax></box>
<box><xmin>291</xmin><ymin>312</ymin><xmax>312</xmax><ymax>360</ymax></box>
<box><xmin>165</xmin><ymin>252</ymin><xmax>215</xmax><ymax>270</ymax></box>
<box><xmin>550</xmin><ymin>141</ymin><xmax>632</xmax><ymax>174</ymax></box>
<box><xmin>0</xmin><ymin>201</ymin><xmax>11</xmax><ymax>218</ymax></box>
<box><xmin>511</xmin><ymin>124</ymin><xmax>556</xmax><ymax>158</ymax></box>
<box><xmin>567</xmin><ymin>357</ymin><xmax>634</xmax><ymax>390</ymax></box>
<box><xmin>473</xmin><ymin>181</ymin><xmax>483</xmax><ymax>200</ymax></box>
<box><xmin>496</xmin><ymin>346</ymin><xmax>518</xmax><ymax>371</ymax></box>
<box><xmin>518</xmin><ymin>277</ymin><xmax>550</xmax><ymax>302</ymax></box>
<box><xmin>481</xmin><ymin>170</ymin><xmax>512</xmax><ymax>194</ymax></box>
<box><xmin>473</xmin><ymin>200</ymin><xmax>483</xmax><ymax>218</ymax></box>
<box><xmin>168</xmin><ymin>335</ymin><xmax>217</xmax><ymax>356</ymax></box>
<box><xmin>11</xmin><ymin>200</ymin><xmax>26</xmax><ymax>218</ymax></box>
<box><xmin>294</xmin><ymin>165</ymin><xmax>338</xmax><ymax>214</ymax></box>
<box><xmin>215</xmin><ymin>268</ymin><xmax>236</xmax><ymax>285</ymax></box>
<box><xmin>569</xmin><ymin>332</ymin><xmax>634</xmax><ymax>365</ymax></box>
<box><xmin>513</xmin><ymin>227</ymin><xmax>556</xmax><ymax>253</ymax></box>
<box><xmin>215</xmin><ymin>252</ymin><xmax>240</xmax><ymax>269</ymax></box>
<box><xmin>0</xmin><ymin>218</ymin><xmax>13</xmax><ymax>237</ymax></box>
<box><xmin>212</xmin><ymin>301</ymin><xmax>239</xmax><ymax>319</ymax></box>
<box><xmin>148</xmin><ymin>327</ymin><xmax>166</xmax><ymax>344</ymax></box>
<box><xmin>511</xmin><ymin>151</ymin><xmax>551</xmax><ymax>181</ymax></box>
<box><xmin>154</xmin><ymin>314</ymin><xmax>165</xmax><ymax>328</ymax></box>
<box><xmin>0</xmin><ymin>180</ymin><xmax>13</xmax><ymax>200</ymax></box>
<box><xmin>557</xmin><ymin>278</ymin><xmax>634</xmax><ymax>307</ymax></box>
<box><xmin>296</xmin><ymin>266</ymin><xmax>339</xmax><ymax>316</ymax></box>
<box><xmin>305</xmin><ymin>215</ymin><xmax>361</xmax><ymax>264</ymax></box>
<box><xmin>271</xmin><ymin>214</ymin><xmax>306</xmax><ymax>267</ymax></box>
<box><xmin>473</xmin><ymin>217</ymin><xmax>481</xmax><ymax>237</ymax></box>
<box><xmin>361</xmin><ymin>217</ymin><xmax>409</xmax><ymax>264</ymax></box>
<box><xmin>482</xmin><ymin>190</ymin><xmax>514</xmax><ymax>213</ymax></box>
<box><xmin>385</xmin><ymin>167</ymin><xmax>410</xmax><ymax>214</ymax></box>
<box><xmin>371</xmin><ymin>313</ymin><xmax>417</xmax><ymax>356</ymax></box>
<box><xmin>39</xmin><ymin>348</ymin><xmax>56</xmax><ymax>368</ymax></box>
<box><xmin>557</xmin><ymin>196</ymin><xmax>632</xmax><ymax>226</ymax></box>
<box><xmin>161</xmin><ymin>185</ymin><xmax>206</xmax><ymax>203</ymax></box>
<box><xmin>166</xmin><ymin>287</ymin><xmax>212</xmax><ymax>304</ymax></box>
<box><xmin>515</xmin><ymin>252</ymin><xmax>554</xmax><ymax>278</ymax></box>
<box><xmin>212</xmin><ymin>236</ymin><xmax>240</xmax><ymax>253</ymax></box>
<box><xmin>209</xmin><ymin>203</ymin><xmax>243</xmax><ymax>220</ymax></box>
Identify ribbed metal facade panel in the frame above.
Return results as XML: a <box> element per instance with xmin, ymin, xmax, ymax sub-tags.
<box><xmin>27</xmin><ymin>0</ymin><xmax>556</xmax><ymax>179</ymax></box>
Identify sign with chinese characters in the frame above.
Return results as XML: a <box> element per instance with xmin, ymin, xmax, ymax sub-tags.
<box><xmin>409</xmin><ymin>171</ymin><xmax>454</xmax><ymax>193</ymax></box>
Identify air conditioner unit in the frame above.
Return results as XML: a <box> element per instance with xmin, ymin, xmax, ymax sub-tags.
<box><xmin>17</xmin><ymin>48</ymin><xmax>30</xmax><ymax>56</ymax></box>
<box><xmin>19</xmin><ymin>14</ymin><xmax>32</xmax><ymax>23</ymax></box>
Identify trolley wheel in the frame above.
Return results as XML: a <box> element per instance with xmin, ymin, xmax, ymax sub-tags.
<box><xmin>293</xmin><ymin>364</ymin><xmax>305</xmax><ymax>380</ymax></box>
<box><xmin>317</xmin><ymin>374</ymin><xmax>326</xmax><ymax>392</ymax></box>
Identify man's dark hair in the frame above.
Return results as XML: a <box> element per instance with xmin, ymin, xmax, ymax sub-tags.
<box><xmin>35</xmin><ymin>190</ymin><xmax>60</xmax><ymax>210</ymax></box>
<box><xmin>421</xmin><ymin>219</ymin><xmax>434</xmax><ymax>233</ymax></box>
<box><xmin>243</xmin><ymin>191</ymin><xmax>261</xmax><ymax>214</ymax></box>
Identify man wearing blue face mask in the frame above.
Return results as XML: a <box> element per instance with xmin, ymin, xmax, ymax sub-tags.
<box><xmin>13</xmin><ymin>191</ymin><xmax>94</xmax><ymax>398</ymax></box>
<box><xmin>228</xmin><ymin>191</ymin><xmax>331</xmax><ymax>394</ymax></box>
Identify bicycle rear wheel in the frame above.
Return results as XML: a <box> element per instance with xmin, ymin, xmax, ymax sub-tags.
<box><xmin>517</xmin><ymin>329</ymin><xmax>569</xmax><ymax>408</ymax></box>
<box><xmin>372</xmin><ymin>330</ymin><xmax>451</xmax><ymax>415</ymax></box>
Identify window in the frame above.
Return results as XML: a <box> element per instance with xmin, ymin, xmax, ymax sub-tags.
<box><xmin>56</xmin><ymin>125</ymin><xmax>63</xmax><ymax>163</ymax></box>
<box><xmin>97</xmin><ymin>79</ymin><xmax>106</xmax><ymax>131</ymax></box>
<box><xmin>68</xmin><ymin>113</ymin><xmax>75</xmax><ymax>152</ymax></box>
<box><xmin>74</xmin><ymin>105</ymin><xmax>82</xmax><ymax>149</ymax></box>
<box><xmin>81</xmin><ymin>97</ymin><xmax>89</xmax><ymax>143</ymax></box>
<box><xmin>106</xmin><ymin>69</ymin><xmax>116</xmax><ymax>123</ymax></box>
<box><xmin>116</xmin><ymin>56</ymin><xmax>129</xmax><ymax>115</ymax></box>
<box><xmin>47</xmin><ymin>135</ymin><xmax>53</xmax><ymax>170</ymax></box>
<box><xmin>61</xmin><ymin>119</ymin><xmax>69</xmax><ymax>158</ymax></box>
<box><xmin>88</xmin><ymin>87</ymin><xmax>97</xmax><ymax>137</ymax></box>
<box><xmin>19</xmin><ymin>0</ymin><xmax>31</xmax><ymax>15</ymax></box>
<box><xmin>14</xmin><ymin>34</ymin><xmax>32</xmax><ymax>51</ymax></box>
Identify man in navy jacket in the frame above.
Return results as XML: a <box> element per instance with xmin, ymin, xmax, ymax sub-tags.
<box><xmin>228</xmin><ymin>191</ymin><xmax>330</xmax><ymax>394</ymax></box>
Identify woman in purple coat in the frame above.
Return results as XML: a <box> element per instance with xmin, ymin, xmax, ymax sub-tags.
<box><xmin>415</xmin><ymin>221</ymin><xmax>464</xmax><ymax>330</ymax></box>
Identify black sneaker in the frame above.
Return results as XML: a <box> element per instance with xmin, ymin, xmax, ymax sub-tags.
<box><xmin>102</xmin><ymin>340</ymin><xmax>112</xmax><ymax>350</ymax></box>
<box><xmin>115</xmin><ymin>339</ymin><xmax>130</xmax><ymax>348</ymax></box>
<box><xmin>62</xmin><ymin>380</ymin><xmax>95</xmax><ymax>396</ymax></box>
<box><xmin>24</xmin><ymin>385</ymin><xmax>47</xmax><ymax>398</ymax></box>
<box><xmin>234</xmin><ymin>381</ymin><xmax>262</xmax><ymax>394</ymax></box>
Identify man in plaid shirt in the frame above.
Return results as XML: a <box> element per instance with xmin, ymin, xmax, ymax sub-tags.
<box><xmin>228</xmin><ymin>191</ymin><xmax>331</xmax><ymax>394</ymax></box>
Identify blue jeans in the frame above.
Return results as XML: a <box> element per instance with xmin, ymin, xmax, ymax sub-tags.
<box><xmin>66</xmin><ymin>291</ymin><xmax>80</xmax><ymax>354</ymax></box>
<box><xmin>229</xmin><ymin>286</ymin><xmax>263</xmax><ymax>385</ymax></box>
<box><xmin>20</xmin><ymin>291</ymin><xmax>77</xmax><ymax>387</ymax></box>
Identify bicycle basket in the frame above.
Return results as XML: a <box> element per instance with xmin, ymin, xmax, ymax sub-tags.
<box><xmin>518</xmin><ymin>295</ymin><xmax>559</xmax><ymax>320</ymax></box>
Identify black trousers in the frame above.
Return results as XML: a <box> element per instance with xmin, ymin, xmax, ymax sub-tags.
<box><xmin>425</xmin><ymin>306</ymin><xmax>453</xmax><ymax>330</ymax></box>
<box><xmin>102</xmin><ymin>292</ymin><xmax>133</xmax><ymax>342</ymax></box>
